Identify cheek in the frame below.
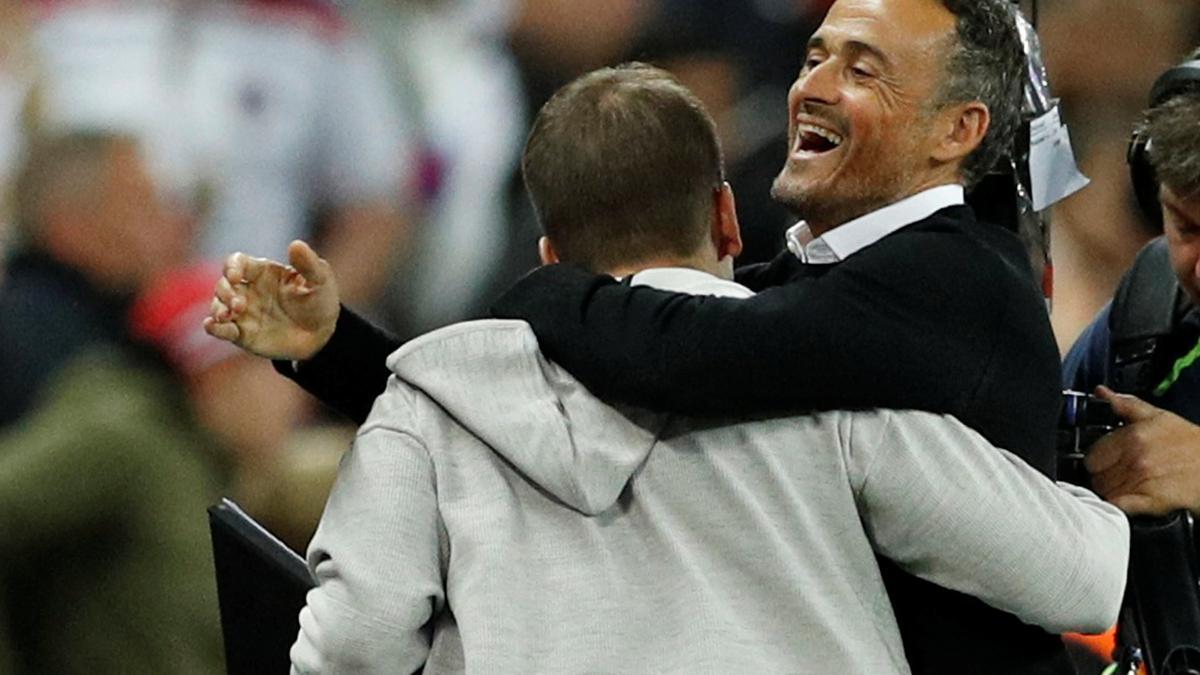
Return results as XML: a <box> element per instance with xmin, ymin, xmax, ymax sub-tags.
<box><xmin>786</xmin><ymin>82</ymin><xmax>802</xmax><ymax>127</ymax></box>
<box><xmin>1170</xmin><ymin>245</ymin><xmax>1200</xmax><ymax>281</ymax></box>
<box><xmin>844</xmin><ymin>109</ymin><xmax>885</xmax><ymax>155</ymax></box>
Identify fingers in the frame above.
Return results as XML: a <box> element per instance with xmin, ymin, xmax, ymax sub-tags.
<box><xmin>223</xmin><ymin>252</ymin><xmax>249</xmax><ymax>284</ymax></box>
<box><xmin>1109</xmin><ymin>493</ymin><xmax>1161</xmax><ymax>516</ymax></box>
<box><xmin>203</xmin><ymin>316</ymin><xmax>241</xmax><ymax>343</ymax></box>
<box><xmin>1086</xmin><ymin>423</ymin><xmax>1156</xmax><ymax>500</ymax></box>
<box><xmin>288</xmin><ymin>240</ymin><xmax>329</xmax><ymax>287</ymax></box>
<box><xmin>1090</xmin><ymin>461</ymin><xmax>1140</xmax><ymax>501</ymax></box>
<box><xmin>1084</xmin><ymin>426</ymin><xmax>1133</xmax><ymax>474</ymax></box>
<box><xmin>1095</xmin><ymin>385</ymin><xmax>1161</xmax><ymax>423</ymax></box>
<box><xmin>224</xmin><ymin>250</ymin><xmax>276</xmax><ymax>285</ymax></box>
<box><xmin>213</xmin><ymin>277</ymin><xmax>247</xmax><ymax>317</ymax></box>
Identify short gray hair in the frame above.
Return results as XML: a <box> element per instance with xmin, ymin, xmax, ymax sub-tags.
<box><xmin>13</xmin><ymin>131</ymin><xmax>131</xmax><ymax>244</ymax></box>
<box><xmin>933</xmin><ymin>0</ymin><xmax>1025</xmax><ymax>189</ymax></box>
<box><xmin>1145</xmin><ymin>48</ymin><xmax>1200</xmax><ymax>201</ymax></box>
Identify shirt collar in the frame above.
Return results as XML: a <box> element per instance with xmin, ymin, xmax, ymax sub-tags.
<box><xmin>627</xmin><ymin>267</ymin><xmax>753</xmax><ymax>299</ymax></box>
<box><xmin>786</xmin><ymin>184</ymin><xmax>965</xmax><ymax>264</ymax></box>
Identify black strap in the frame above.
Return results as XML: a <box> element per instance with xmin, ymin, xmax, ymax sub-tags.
<box><xmin>1108</xmin><ymin>237</ymin><xmax>1187</xmax><ymax>396</ymax></box>
<box><xmin>1105</xmin><ymin>237</ymin><xmax>1200</xmax><ymax>675</ymax></box>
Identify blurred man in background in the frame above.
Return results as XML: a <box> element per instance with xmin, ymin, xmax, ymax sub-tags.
<box><xmin>0</xmin><ymin>132</ymin><xmax>190</xmax><ymax>428</ymax></box>
<box><xmin>29</xmin><ymin>0</ymin><xmax>415</xmax><ymax>309</ymax></box>
<box><xmin>0</xmin><ymin>0</ymin><xmax>34</xmax><ymax>276</ymax></box>
<box><xmin>0</xmin><ymin>260</ymin><xmax>308</xmax><ymax>674</ymax></box>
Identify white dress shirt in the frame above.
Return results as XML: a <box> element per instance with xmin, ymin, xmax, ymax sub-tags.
<box><xmin>786</xmin><ymin>184</ymin><xmax>966</xmax><ymax>264</ymax></box>
<box><xmin>629</xmin><ymin>267</ymin><xmax>753</xmax><ymax>299</ymax></box>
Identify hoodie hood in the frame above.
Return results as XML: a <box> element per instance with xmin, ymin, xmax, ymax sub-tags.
<box><xmin>387</xmin><ymin>320</ymin><xmax>662</xmax><ymax>515</ymax></box>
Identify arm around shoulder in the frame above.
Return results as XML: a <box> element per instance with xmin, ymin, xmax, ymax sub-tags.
<box><xmin>492</xmin><ymin>238</ymin><xmax>999</xmax><ymax>416</ymax></box>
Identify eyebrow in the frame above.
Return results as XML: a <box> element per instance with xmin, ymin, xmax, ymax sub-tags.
<box><xmin>806</xmin><ymin>35</ymin><xmax>892</xmax><ymax>69</ymax></box>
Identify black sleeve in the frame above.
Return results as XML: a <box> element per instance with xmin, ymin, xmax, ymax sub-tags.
<box><xmin>491</xmin><ymin>233</ymin><xmax>1008</xmax><ymax>418</ymax></box>
<box><xmin>732</xmin><ymin>261</ymin><xmax>772</xmax><ymax>291</ymax></box>
<box><xmin>272</xmin><ymin>305</ymin><xmax>401</xmax><ymax>425</ymax></box>
<box><xmin>733</xmin><ymin>249</ymin><xmax>798</xmax><ymax>292</ymax></box>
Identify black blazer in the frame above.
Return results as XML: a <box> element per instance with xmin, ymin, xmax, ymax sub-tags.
<box><xmin>284</xmin><ymin>205</ymin><xmax>1071</xmax><ymax>675</ymax></box>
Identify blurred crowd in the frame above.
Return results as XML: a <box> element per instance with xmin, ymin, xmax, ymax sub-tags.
<box><xmin>0</xmin><ymin>0</ymin><xmax>1196</xmax><ymax>672</ymax></box>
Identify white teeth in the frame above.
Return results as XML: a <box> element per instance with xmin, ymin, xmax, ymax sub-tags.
<box><xmin>796</xmin><ymin>123</ymin><xmax>844</xmax><ymax>147</ymax></box>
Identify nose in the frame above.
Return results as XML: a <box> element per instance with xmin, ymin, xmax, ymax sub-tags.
<box><xmin>790</xmin><ymin>60</ymin><xmax>841</xmax><ymax>110</ymax></box>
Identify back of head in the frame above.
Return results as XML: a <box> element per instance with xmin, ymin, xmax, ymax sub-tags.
<box><xmin>934</xmin><ymin>0</ymin><xmax>1024</xmax><ymax>189</ymax></box>
<box><xmin>522</xmin><ymin>63</ymin><xmax>725</xmax><ymax>272</ymax></box>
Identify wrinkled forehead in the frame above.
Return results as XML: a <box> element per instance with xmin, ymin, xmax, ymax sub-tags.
<box><xmin>813</xmin><ymin>0</ymin><xmax>958</xmax><ymax>66</ymax></box>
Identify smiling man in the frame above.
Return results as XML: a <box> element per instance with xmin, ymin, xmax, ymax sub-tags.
<box><xmin>774</xmin><ymin>0</ymin><xmax>996</xmax><ymax>237</ymax></box>
<box><xmin>206</xmin><ymin>1</ymin><xmax>1074</xmax><ymax>673</ymax></box>
<box><xmin>487</xmin><ymin>2</ymin><xmax>1072</xmax><ymax>673</ymax></box>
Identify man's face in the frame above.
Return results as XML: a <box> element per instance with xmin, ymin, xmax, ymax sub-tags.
<box><xmin>771</xmin><ymin>0</ymin><xmax>958</xmax><ymax>233</ymax></box>
<box><xmin>93</xmin><ymin>141</ymin><xmax>192</xmax><ymax>290</ymax></box>
<box><xmin>1163</xmin><ymin>184</ymin><xmax>1200</xmax><ymax>303</ymax></box>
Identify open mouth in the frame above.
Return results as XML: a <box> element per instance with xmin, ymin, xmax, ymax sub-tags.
<box><xmin>794</xmin><ymin>123</ymin><xmax>844</xmax><ymax>155</ymax></box>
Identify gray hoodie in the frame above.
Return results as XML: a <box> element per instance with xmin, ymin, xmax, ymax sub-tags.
<box><xmin>290</xmin><ymin>274</ymin><xmax>1128</xmax><ymax>675</ymax></box>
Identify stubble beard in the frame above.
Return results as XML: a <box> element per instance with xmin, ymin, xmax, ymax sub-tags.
<box><xmin>770</xmin><ymin>166</ymin><xmax>890</xmax><ymax>233</ymax></box>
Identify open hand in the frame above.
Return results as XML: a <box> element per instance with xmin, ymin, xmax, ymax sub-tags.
<box><xmin>203</xmin><ymin>240</ymin><xmax>340</xmax><ymax>361</ymax></box>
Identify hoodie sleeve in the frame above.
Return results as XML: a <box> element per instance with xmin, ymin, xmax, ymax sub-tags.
<box><xmin>290</xmin><ymin>397</ymin><xmax>445</xmax><ymax>675</ymax></box>
<box><xmin>844</xmin><ymin>410</ymin><xmax>1129</xmax><ymax>635</ymax></box>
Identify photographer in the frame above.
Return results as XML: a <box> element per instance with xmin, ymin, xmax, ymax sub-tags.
<box><xmin>1063</xmin><ymin>49</ymin><xmax>1200</xmax><ymax>517</ymax></box>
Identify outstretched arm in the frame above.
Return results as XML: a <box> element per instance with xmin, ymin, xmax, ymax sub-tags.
<box><xmin>205</xmin><ymin>241</ymin><xmax>399</xmax><ymax>424</ymax></box>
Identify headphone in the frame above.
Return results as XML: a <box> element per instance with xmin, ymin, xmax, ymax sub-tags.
<box><xmin>1128</xmin><ymin>58</ymin><xmax>1200</xmax><ymax>228</ymax></box>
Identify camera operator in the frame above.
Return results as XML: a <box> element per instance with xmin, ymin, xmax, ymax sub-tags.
<box><xmin>1062</xmin><ymin>48</ymin><xmax>1200</xmax><ymax>517</ymax></box>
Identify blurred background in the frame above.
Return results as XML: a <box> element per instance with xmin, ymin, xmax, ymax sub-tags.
<box><xmin>0</xmin><ymin>0</ymin><xmax>1196</xmax><ymax>671</ymax></box>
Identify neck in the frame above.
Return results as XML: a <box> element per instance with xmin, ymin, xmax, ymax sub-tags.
<box><xmin>604</xmin><ymin>254</ymin><xmax>731</xmax><ymax>281</ymax></box>
<box><xmin>807</xmin><ymin>177</ymin><xmax>962</xmax><ymax>238</ymax></box>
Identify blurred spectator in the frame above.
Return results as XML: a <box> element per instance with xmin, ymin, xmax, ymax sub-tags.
<box><xmin>0</xmin><ymin>132</ymin><xmax>190</xmax><ymax>429</ymax></box>
<box><xmin>29</xmin><ymin>0</ymin><xmax>416</xmax><ymax>308</ymax></box>
<box><xmin>354</xmin><ymin>0</ymin><xmax>528</xmax><ymax>335</ymax></box>
<box><xmin>0</xmin><ymin>0</ymin><xmax>36</xmax><ymax>278</ymax></box>
<box><xmin>509</xmin><ymin>0</ymin><xmax>649</xmax><ymax>85</ymax></box>
<box><xmin>0</xmin><ymin>264</ymin><xmax>241</xmax><ymax>675</ymax></box>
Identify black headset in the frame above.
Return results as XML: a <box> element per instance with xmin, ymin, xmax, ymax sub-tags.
<box><xmin>1128</xmin><ymin>58</ymin><xmax>1200</xmax><ymax>228</ymax></box>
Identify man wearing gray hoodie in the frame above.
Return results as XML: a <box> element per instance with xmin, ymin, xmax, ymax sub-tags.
<box><xmin>283</xmin><ymin>64</ymin><xmax>1128</xmax><ymax>674</ymax></box>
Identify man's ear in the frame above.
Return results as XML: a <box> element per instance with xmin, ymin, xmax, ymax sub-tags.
<box><xmin>712</xmin><ymin>182</ymin><xmax>743</xmax><ymax>261</ymax></box>
<box><xmin>931</xmin><ymin>101</ymin><xmax>989</xmax><ymax>165</ymax></box>
<box><xmin>538</xmin><ymin>236</ymin><xmax>560</xmax><ymax>266</ymax></box>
